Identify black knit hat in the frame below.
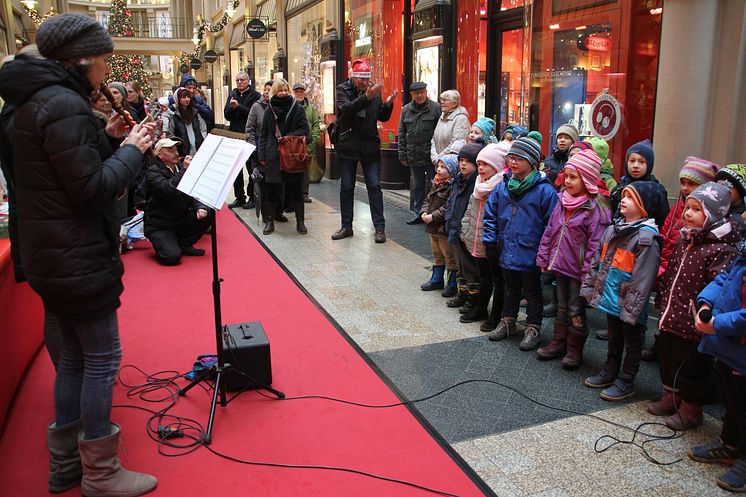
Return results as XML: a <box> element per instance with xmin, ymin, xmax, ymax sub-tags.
<box><xmin>457</xmin><ymin>142</ymin><xmax>485</xmax><ymax>164</ymax></box>
<box><xmin>36</xmin><ymin>13</ymin><xmax>114</xmax><ymax>60</ymax></box>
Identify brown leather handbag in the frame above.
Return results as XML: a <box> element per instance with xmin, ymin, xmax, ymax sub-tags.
<box><xmin>274</xmin><ymin>101</ymin><xmax>310</xmax><ymax>173</ymax></box>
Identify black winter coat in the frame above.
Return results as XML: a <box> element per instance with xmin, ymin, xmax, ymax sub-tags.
<box><xmin>334</xmin><ymin>79</ymin><xmax>393</xmax><ymax>162</ymax></box>
<box><xmin>541</xmin><ymin>147</ymin><xmax>569</xmax><ymax>186</ymax></box>
<box><xmin>143</xmin><ymin>157</ymin><xmax>206</xmax><ymax>233</ymax></box>
<box><xmin>0</xmin><ymin>55</ymin><xmax>145</xmax><ymax>317</ymax></box>
<box><xmin>223</xmin><ymin>87</ymin><xmax>260</xmax><ymax>133</ymax></box>
<box><xmin>398</xmin><ymin>99</ymin><xmax>441</xmax><ymax>167</ymax></box>
<box><xmin>258</xmin><ymin>98</ymin><xmax>310</xmax><ymax>184</ymax></box>
<box><xmin>444</xmin><ymin>173</ymin><xmax>478</xmax><ymax>244</ymax></box>
<box><xmin>170</xmin><ymin>110</ymin><xmax>206</xmax><ymax>157</ymax></box>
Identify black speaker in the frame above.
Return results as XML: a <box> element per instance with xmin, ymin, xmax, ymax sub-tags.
<box><xmin>222</xmin><ymin>321</ymin><xmax>272</xmax><ymax>391</ymax></box>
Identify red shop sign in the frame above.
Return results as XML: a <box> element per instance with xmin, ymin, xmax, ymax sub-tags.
<box><xmin>585</xmin><ymin>35</ymin><xmax>611</xmax><ymax>52</ymax></box>
<box><xmin>589</xmin><ymin>89</ymin><xmax>621</xmax><ymax>141</ymax></box>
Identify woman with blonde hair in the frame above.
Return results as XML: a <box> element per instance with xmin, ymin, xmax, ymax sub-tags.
<box><xmin>258</xmin><ymin>79</ymin><xmax>310</xmax><ymax>235</ymax></box>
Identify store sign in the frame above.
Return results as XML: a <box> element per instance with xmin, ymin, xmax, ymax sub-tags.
<box><xmin>190</xmin><ymin>58</ymin><xmax>202</xmax><ymax>70</ymax></box>
<box><xmin>636</xmin><ymin>41</ymin><xmax>658</xmax><ymax>57</ymax></box>
<box><xmin>589</xmin><ymin>89</ymin><xmax>621</xmax><ymax>141</ymax></box>
<box><xmin>246</xmin><ymin>18</ymin><xmax>267</xmax><ymax>39</ymax></box>
<box><xmin>355</xmin><ymin>21</ymin><xmax>372</xmax><ymax>49</ymax></box>
<box><xmin>204</xmin><ymin>50</ymin><xmax>218</xmax><ymax>63</ymax></box>
<box><xmin>584</xmin><ymin>35</ymin><xmax>611</xmax><ymax>52</ymax></box>
<box><xmin>179</xmin><ymin>64</ymin><xmax>190</xmax><ymax>74</ymax></box>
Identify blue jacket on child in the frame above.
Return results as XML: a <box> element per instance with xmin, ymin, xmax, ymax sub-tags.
<box><xmin>482</xmin><ymin>171</ymin><xmax>558</xmax><ymax>271</ymax></box>
<box><xmin>697</xmin><ymin>254</ymin><xmax>746</xmax><ymax>375</ymax></box>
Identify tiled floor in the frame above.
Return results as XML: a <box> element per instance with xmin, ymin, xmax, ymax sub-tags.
<box><xmin>230</xmin><ymin>178</ymin><xmax>733</xmax><ymax>496</ymax></box>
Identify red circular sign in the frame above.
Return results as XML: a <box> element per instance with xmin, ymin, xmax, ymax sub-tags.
<box><xmin>589</xmin><ymin>91</ymin><xmax>621</xmax><ymax>140</ymax></box>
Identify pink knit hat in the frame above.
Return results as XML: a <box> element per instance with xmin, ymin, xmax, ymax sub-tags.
<box><xmin>564</xmin><ymin>149</ymin><xmax>602</xmax><ymax>194</ymax></box>
<box><xmin>476</xmin><ymin>142</ymin><xmax>511</xmax><ymax>172</ymax></box>
<box><xmin>679</xmin><ymin>156</ymin><xmax>719</xmax><ymax>185</ymax></box>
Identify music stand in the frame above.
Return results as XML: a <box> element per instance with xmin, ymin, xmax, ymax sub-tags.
<box><xmin>177</xmin><ymin>209</ymin><xmax>284</xmax><ymax>445</ymax></box>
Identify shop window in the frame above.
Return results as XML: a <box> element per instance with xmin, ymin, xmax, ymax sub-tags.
<box><xmin>287</xmin><ymin>2</ymin><xmax>328</xmax><ymax>115</ymax></box>
<box><xmin>477</xmin><ymin>0</ymin><xmax>487</xmax><ymax>118</ymax></box>
<box><xmin>499</xmin><ymin>28</ymin><xmax>524</xmax><ymax>133</ymax></box>
<box><xmin>499</xmin><ymin>0</ymin><xmax>525</xmax><ymax>11</ymax></box>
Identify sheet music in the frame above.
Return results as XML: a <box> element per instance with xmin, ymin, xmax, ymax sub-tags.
<box><xmin>177</xmin><ymin>133</ymin><xmax>255</xmax><ymax>210</ymax></box>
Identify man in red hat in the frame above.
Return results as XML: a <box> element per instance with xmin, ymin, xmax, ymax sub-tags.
<box><xmin>331</xmin><ymin>58</ymin><xmax>398</xmax><ymax>243</ymax></box>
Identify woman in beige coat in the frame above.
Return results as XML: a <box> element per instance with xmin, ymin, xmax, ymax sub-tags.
<box><xmin>430</xmin><ymin>89</ymin><xmax>470</xmax><ymax>164</ymax></box>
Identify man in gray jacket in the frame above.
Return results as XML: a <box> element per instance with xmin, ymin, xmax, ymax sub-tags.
<box><xmin>398</xmin><ymin>81</ymin><xmax>441</xmax><ymax>224</ymax></box>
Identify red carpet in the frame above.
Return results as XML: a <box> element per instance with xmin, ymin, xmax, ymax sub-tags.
<box><xmin>0</xmin><ymin>209</ymin><xmax>490</xmax><ymax>497</ymax></box>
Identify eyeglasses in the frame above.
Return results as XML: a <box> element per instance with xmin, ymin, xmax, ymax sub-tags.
<box><xmin>505</xmin><ymin>155</ymin><xmax>524</xmax><ymax>164</ymax></box>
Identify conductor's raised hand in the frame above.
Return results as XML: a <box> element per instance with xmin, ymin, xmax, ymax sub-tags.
<box><xmin>123</xmin><ymin>123</ymin><xmax>155</xmax><ymax>154</ymax></box>
<box><xmin>386</xmin><ymin>89</ymin><xmax>399</xmax><ymax>105</ymax></box>
<box><xmin>365</xmin><ymin>83</ymin><xmax>383</xmax><ymax>100</ymax></box>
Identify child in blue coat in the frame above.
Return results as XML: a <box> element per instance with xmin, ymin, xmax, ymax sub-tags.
<box><xmin>689</xmin><ymin>244</ymin><xmax>746</xmax><ymax>493</ymax></box>
<box><xmin>482</xmin><ymin>135</ymin><xmax>558</xmax><ymax>351</ymax></box>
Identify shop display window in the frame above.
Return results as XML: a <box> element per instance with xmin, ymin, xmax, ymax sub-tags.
<box><xmin>343</xmin><ymin>0</ymin><xmax>403</xmax><ymax>145</ymax></box>
<box><xmin>287</xmin><ymin>2</ymin><xmax>328</xmax><ymax>116</ymax></box>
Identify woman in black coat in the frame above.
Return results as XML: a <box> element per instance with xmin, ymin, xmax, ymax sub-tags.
<box><xmin>258</xmin><ymin>78</ymin><xmax>310</xmax><ymax>235</ymax></box>
<box><xmin>0</xmin><ymin>13</ymin><xmax>157</xmax><ymax>495</ymax></box>
<box><xmin>168</xmin><ymin>86</ymin><xmax>207</xmax><ymax>157</ymax></box>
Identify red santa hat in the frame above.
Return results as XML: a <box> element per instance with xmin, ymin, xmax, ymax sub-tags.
<box><xmin>350</xmin><ymin>59</ymin><xmax>371</xmax><ymax>78</ymax></box>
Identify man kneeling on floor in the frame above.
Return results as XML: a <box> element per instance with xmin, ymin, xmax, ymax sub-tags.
<box><xmin>144</xmin><ymin>137</ymin><xmax>209</xmax><ymax>265</ymax></box>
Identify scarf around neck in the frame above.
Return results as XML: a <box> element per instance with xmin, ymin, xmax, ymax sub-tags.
<box><xmin>560</xmin><ymin>191</ymin><xmax>589</xmax><ymax>211</ymax></box>
<box><xmin>507</xmin><ymin>169</ymin><xmax>538</xmax><ymax>195</ymax></box>
<box><xmin>473</xmin><ymin>172</ymin><xmax>501</xmax><ymax>200</ymax></box>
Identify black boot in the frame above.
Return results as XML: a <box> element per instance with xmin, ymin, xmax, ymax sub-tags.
<box><xmin>460</xmin><ymin>288</ymin><xmax>489</xmax><ymax>323</ymax></box>
<box><xmin>294</xmin><ymin>202</ymin><xmax>307</xmax><ymax>234</ymax></box>
<box><xmin>441</xmin><ymin>270</ymin><xmax>458</xmax><ymax>298</ymax></box>
<box><xmin>263</xmin><ymin>202</ymin><xmax>275</xmax><ymax>235</ymax></box>
<box><xmin>447</xmin><ymin>278</ymin><xmax>468</xmax><ymax>307</ymax></box>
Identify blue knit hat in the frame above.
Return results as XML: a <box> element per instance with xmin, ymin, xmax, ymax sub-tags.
<box><xmin>508</xmin><ymin>136</ymin><xmax>542</xmax><ymax>167</ymax></box>
<box><xmin>625</xmin><ymin>139</ymin><xmax>655</xmax><ymax>178</ymax></box>
<box><xmin>622</xmin><ymin>180</ymin><xmax>665</xmax><ymax>220</ymax></box>
<box><xmin>438</xmin><ymin>154</ymin><xmax>459</xmax><ymax>179</ymax></box>
<box><xmin>458</xmin><ymin>142</ymin><xmax>485</xmax><ymax>164</ymax></box>
<box><xmin>472</xmin><ymin>117</ymin><xmax>497</xmax><ymax>143</ymax></box>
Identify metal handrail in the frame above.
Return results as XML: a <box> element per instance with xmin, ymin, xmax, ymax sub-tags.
<box><xmin>97</xmin><ymin>16</ymin><xmax>197</xmax><ymax>40</ymax></box>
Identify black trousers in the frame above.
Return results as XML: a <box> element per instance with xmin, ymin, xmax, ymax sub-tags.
<box><xmin>263</xmin><ymin>181</ymin><xmax>302</xmax><ymax>218</ymax></box>
<box><xmin>147</xmin><ymin>215</ymin><xmax>209</xmax><ymax>265</ymax></box>
<box><xmin>484</xmin><ymin>248</ymin><xmax>505</xmax><ymax>318</ymax></box>
<box><xmin>232</xmin><ymin>159</ymin><xmax>254</xmax><ymax>203</ymax></box>
<box><xmin>503</xmin><ymin>267</ymin><xmax>543</xmax><ymax>327</ymax></box>
<box><xmin>656</xmin><ymin>332</ymin><xmax>714</xmax><ymax>405</ymax></box>
<box><xmin>452</xmin><ymin>241</ymin><xmax>480</xmax><ymax>291</ymax></box>
<box><xmin>716</xmin><ymin>361</ymin><xmax>746</xmax><ymax>452</ymax></box>
<box><xmin>605</xmin><ymin>315</ymin><xmax>644</xmax><ymax>380</ymax></box>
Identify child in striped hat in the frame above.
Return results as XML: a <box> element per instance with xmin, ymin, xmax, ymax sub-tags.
<box><xmin>536</xmin><ymin>149</ymin><xmax>611</xmax><ymax>368</ymax></box>
<box><xmin>659</xmin><ymin>156</ymin><xmax>720</xmax><ymax>276</ymax></box>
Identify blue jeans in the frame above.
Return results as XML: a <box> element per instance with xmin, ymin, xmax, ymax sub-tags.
<box><xmin>410</xmin><ymin>164</ymin><xmax>434</xmax><ymax>214</ymax></box>
<box><xmin>53</xmin><ymin>309</ymin><xmax>122</xmax><ymax>439</ymax></box>
<box><xmin>339</xmin><ymin>158</ymin><xmax>385</xmax><ymax>230</ymax></box>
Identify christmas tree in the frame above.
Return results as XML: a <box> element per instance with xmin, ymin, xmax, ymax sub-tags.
<box><xmin>106</xmin><ymin>0</ymin><xmax>153</xmax><ymax>99</ymax></box>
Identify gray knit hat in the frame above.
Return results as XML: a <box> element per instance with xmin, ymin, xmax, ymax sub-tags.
<box><xmin>36</xmin><ymin>13</ymin><xmax>114</xmax><ymax>60</ymax></box>
<box><xmin>508</xmin><ymin>136</ymin><xmax>542</xmax><ymax>167</ymax></box>
<box><xmin>107</xmin><ymin>82</ymin><xmax>127</xmax><ymax>98</ymax></box>
<box><xmin>688</xmin><ymin>182</ymin><xmax>732</xmax><ymax>228</ymax></box>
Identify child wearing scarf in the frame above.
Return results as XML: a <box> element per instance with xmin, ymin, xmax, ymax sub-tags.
<box><xmin>652</xmin><ymin>182</ymin><xmax>739</xmax><ymax>430</ymax></box>
<box><xmin>482</xmin><ymin>135</ymin><xmax>558</xmax><ymax>351</ymax></box>
<box><xmin>458</xmin><ymin>142</ymin><xmax>510</xmax><ymax>327</ymax></box>
<box><xmin>420</xmin><ymin>155</ymin><xmax>460</xmax><ymax>294</ymax></box>
<box><xmin>535</xmin><ymin>149</ymin><xmax>611</xmax><ymax>369</ymax></box>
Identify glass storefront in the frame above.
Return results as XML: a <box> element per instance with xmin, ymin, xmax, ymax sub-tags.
<box><xmin>489</xmin><ymin>0</ymin><xmax>662</xmax><ymax>175</ymax></box>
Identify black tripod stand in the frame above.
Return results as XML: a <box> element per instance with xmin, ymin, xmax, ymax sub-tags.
<box><xmin>179</xmin><ymin>209</ymin><xmax>284</xmax><ymax>444</ymax></box>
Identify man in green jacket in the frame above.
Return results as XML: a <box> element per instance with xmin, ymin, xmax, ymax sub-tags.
<box><xmin>293</xmin><ymin>82</ymin><xmax>320</xmax><ymax>203</ymax></box>
<box><xmin>398</xmin><ymin>81</ymin><xmax>441</xmax><ymax>224</ymax></box>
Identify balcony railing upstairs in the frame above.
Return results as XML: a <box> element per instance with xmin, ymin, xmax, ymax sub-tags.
<box><xmin>96</xmin><ymin>14</ymin><xmax>195</xmax><ymax>40</ymax></box>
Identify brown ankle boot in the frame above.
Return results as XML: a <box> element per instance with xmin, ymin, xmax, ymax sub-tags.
<box><xmin>664</xmin><ymin>401</ymin><xmax>703</xmax><ymax>431</ymax></box>
<box><xmin>537</xmin><ymin>320</ymin><xmax>568</xmax><ymax>360</ymax></box>
<box><xmin>561</xmin><ymin>326</ymin><xmax>588</xmax><ymax>370</ymax></box>
<box><xmin>78</xmin><ymin>423</ymin><xmax>157</xmax><ymax>497</ymax></box>
<box><xmin>47</xmin><ymin>419</ymin><xmax>83</xmax><ymax>493</ymax></box>
<box><xmin>647</xmin><ymin>389</ymin><xmax>677</xmax><ymax>416</ymax></box>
